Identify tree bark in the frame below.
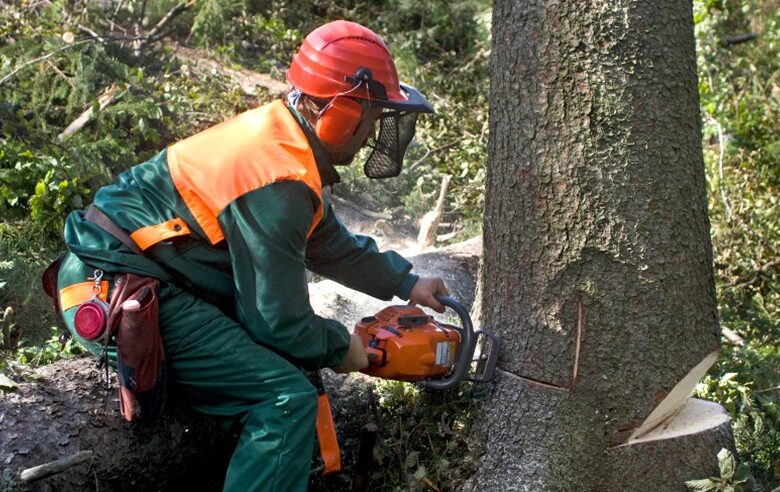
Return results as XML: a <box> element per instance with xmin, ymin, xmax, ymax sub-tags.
<box><xmin>471</xmin><ymin>1</ymin><xmax>732</xmax><ymax>490</ymax></box>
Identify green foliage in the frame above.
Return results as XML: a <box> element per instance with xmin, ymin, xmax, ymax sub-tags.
<box><xmin>1</xmin><ymin>1</ymin><xmax>779</xmax><ymax>489</ymax></box>
<box><xmin>686</xmin><ymin>448</ymin><xmax>755</xmax><ymax>492</ymax></box>
<box><xmin>694</xmin><ymin>0</ymin><xmax>780</xmax><ymax>488</ymax></box>
<box><xmin>1</xmin><ymin>0</ymin><xmax>250</xmax><ymax>347</ymax></box>
<box><xmin>367</xmin><ymin>380</ymin><xmax>485</xmax><ymax>491</ymax></box>
<box><xmin>15</xmin><ymin>327</ymin><xmax>83</xmax><ymax>366</ymax></box>
<box><xmin>186</xmin><ymin>0</ymin><xmax>491</xmax><ymax>219</ymax></box>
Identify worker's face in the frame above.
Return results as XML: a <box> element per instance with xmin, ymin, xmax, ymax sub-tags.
<box><xmin>325</xmin><ymin>106</ymin><xmax>382</xmax><ymax>166</ymax></box>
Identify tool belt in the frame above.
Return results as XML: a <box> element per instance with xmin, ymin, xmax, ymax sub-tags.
<box><xmin>42</xmin><ymin>205</ymin><xmax>169</xmax><ymax>421</ymax></box>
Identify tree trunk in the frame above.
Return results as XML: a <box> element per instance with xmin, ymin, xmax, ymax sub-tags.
<box><xmin>471</xmin><ymin>1</ymin><xmax>732</xmax><ymax>490</ymax></box>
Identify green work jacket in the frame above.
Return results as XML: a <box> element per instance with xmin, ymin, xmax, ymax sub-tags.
<box><xmin>62</xmin><ymin>103</ymin><xmax>418</xmax><ymax>370</ymax></box>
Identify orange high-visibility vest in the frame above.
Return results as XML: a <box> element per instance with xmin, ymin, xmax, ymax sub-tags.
<box><xmin>167</xmin><ymin>100</ymin><xmax>324</xmax><ymax>245</ymax></box>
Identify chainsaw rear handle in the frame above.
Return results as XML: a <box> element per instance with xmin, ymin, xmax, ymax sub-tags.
<box><xmin>422</xmin><ymin>294</ymin><xmax>476</xmax><ymax>390</ymax></box>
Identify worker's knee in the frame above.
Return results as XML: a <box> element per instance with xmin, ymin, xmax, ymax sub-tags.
<box><xmin>281</xmin><ymin>373</ymin><xmax>318</xmax><ymax>418</ymax></box>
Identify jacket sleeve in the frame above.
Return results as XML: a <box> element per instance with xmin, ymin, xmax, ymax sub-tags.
<box><xmin>305</xmin><ymin>200</ymin><xmax>419</xmax><ymax>301</ymax></box>
<box><xmin>219</xmin><ymin>181</ymin><xmax>350</xmax><ymax>370</ymax></box>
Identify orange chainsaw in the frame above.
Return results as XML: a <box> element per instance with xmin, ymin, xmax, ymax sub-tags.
<box><xmin>355</xmin><ymin>295</ymin><xmax>499</xmax><ymax>390</ymax></box>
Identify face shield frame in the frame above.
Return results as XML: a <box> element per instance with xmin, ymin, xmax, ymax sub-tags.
<box><xmin>360</xmin><ymin>83</ymin><xmax>434</xmax><ymax>179</ymax></box>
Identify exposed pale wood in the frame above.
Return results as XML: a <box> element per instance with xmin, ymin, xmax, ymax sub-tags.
<box><xmin>627</xmin><ymin>351</ymin><xmax>720</xmax><ymax>442</ymax></box>
<box><xmin>721</xmin><ymin>327</ymin><xmax>744</xmax><ymax>346</ymax></box>
<box><xmin>58</xmin><ymin>85</ymin><xmax>121</xmax><ymax>141</ymax></box>
<box><xmin>619</xmin><ymin>399</ymin><xmax>729</xmax><ymax>446</ymax></box>
<box><xmin>417</xmin><ymin>175</ymin><xmax>451</xmax><ymax>251</ymax></box>
<box><xmin>20</xmin><ymin>451</ymin><xmax>93</xmax><ymax>483</ymax></box>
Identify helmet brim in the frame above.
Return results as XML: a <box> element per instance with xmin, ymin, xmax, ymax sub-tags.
<box><xmin>371</xmin><ymin>83</ymin><xmax>435</xmax><ymax>114</ymax></box>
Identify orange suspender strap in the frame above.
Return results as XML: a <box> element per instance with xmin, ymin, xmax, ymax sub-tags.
<box><xmin>130</xmin><ymin>217</ymin><xmax>191</xmax><ymax>251</ymax></box>
<box><xmin>59</xmin><ymin>281</ymin><xmax>109</xmax><ymax>311</ymax></box>
<box><xmin>87</xmin><ymin>204</ymin><xmax>191</xmax><ymax>253</ymax></box>
<box><xmin>316</xmin><ymin>393</ymin><xmax>342</xmax><ymax>475</ymax></box>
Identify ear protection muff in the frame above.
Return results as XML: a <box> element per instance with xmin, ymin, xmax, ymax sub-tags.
<box><xmin>314</xmin><ymin>96</ymin><xmax>364</xmax><ymax>147</ymax></box>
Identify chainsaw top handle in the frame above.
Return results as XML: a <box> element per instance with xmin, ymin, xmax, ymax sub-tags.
<box><xmin>422</xmin><ymin>294</ymin><xmax>476</xmax><ymax>390</ymax></box>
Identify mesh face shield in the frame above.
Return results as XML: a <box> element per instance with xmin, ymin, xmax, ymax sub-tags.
<box><xmin>363</xmin><ymin>110</ymin><xmax>419</xmax><ymax>179</ymax></box>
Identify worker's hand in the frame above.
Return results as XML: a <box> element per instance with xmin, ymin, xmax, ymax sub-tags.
<box><xmin>333</xmin><ymin>334</ymin><xmax>369</xmax><ymax>373</ymax></box>
<box><xmin>408</xmin><ymin>276</ymin><xmax>450</xmax><ymax>313</ymax></box>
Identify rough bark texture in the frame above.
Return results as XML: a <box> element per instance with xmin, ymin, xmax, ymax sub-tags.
<box><xmin>1</xmin><ymin>240</ymin><xmax>480</xmax><ymax>491</ymax></box>
<box><xmin>472</xmin><ymin>1</ymin><xmax>730</xmax><ymax>489</ymax></box>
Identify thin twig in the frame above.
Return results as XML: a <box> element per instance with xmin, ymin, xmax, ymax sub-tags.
<box><xmin>409</xmin><ymin>138</ymin><xmax>464</xmax><ymax>170</ymax></box>
<box><xmin>0</xmin><ymin>40</ymin><xmax>92</xmax><ymax>87</ymax></box>
<box><xmin>111</xmin><ymin>0</ymin><xmax>126</xmax><ymax>22</ymax></box>
<box><xmin>78</xmin><ymin>24</ymin><xmax>106</xmax><ymax>44</ymax></box>
<box><xmin>101</xmin><ymin>15</ymin><xmax>128</xmax><ymax>35</ymax></box>
<box><xmin>755</xmin><ymin>385</ymin><xmax>780</xmax><ymax>394</ymax></box>
<box><xmin>20</xmin><ymin>450</ymin><xmax>94</xmax><ymax>483</ymax></box>
<box><xmin>134</xmin><ymin>0</ymin><xmax>196</xmax><ymax>55</ymax></box>
<box><xmin>135</xmin><ymin>0</ymin><xmax>147</xmax><ymax>36</ymax></box>
<box><xmin>706</xmin><ymin>113</ymin><xmax>732</xmax><ymax>220</ymax></box>
<box><xmin>45</xmin><ymin>59</ymin><xmax>75</xmax><ymax>89</ymax></box>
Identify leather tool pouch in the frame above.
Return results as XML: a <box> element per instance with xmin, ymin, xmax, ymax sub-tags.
<box><xmin>106</xmin><ymin>273</ymin><xmax>169</xmax><ymax>421</ymax></box>
<box><xmin>41</xmin><ymin>255</ymin><xmax>69</xmax><ymax>340</ymax></box>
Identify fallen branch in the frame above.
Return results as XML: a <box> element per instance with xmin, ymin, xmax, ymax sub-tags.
<box><xmin>0</xmin><ymin>40</ymin><xmax>92</xmax><ymax>87</ymax></box>
<box><xmin>172</xmin><ymin>43</ymin><xmax>288</xmax><ymax>96</ymax></box>
<box><xmin>20</xmin><ymin>450</ymin><xmax>94</xmax><ymax>483</ymax></box>
<box><xmin>134</xmin><ymin>1</ymin><xmax>196</xmax><ymax>56</ymax></box>
<box><xmin>722</xmin><ymin>33</ymin><xmax>758</xmax><ymax>46</ymax></box>
<box><xmin>58</xmin><ymin>84</ymin><xmax>122</xmax><ymax>141</ymax></box>
<box><xmin>408</xmin><ymin>139</ymin><xmax>463</xmax><ymax>170</ymax></box>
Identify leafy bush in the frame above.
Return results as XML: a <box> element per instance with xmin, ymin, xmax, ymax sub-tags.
<box><xmin>0</xmin><ymin>0</ymin><xmax>250</xmax><ymax>344</ymax></box>
<box><xmin>695</xmin><ymin>0</ymin><xmax>780</xmax><ymax>488</ymax></box>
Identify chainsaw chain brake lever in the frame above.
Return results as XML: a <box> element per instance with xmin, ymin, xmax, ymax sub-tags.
<box><xmin>464</xmin><ymin>330</ymin><xmax>500</xmax><ymax>383</ymax></box>
<box><xmin>422</xmin><ymin>294</ymin><xmax>501</xmax><ymax>390</ymax></box>
<box><xmin>422</xmin><ymin>294</ymin><xmax>476</xmax><ymax>390</ymax></box>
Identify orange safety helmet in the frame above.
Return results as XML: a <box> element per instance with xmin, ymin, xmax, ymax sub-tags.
<box><xmin>286</xmin><ymin>20</ymin><xmax>434</xmax><ymax>178</ymax></box>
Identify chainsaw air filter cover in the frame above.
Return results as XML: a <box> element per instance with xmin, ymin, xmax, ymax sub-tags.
<box><xmin>355</xmin><ymin>305</ymin><xmax>461</xmax><ymax>382</ymax></box>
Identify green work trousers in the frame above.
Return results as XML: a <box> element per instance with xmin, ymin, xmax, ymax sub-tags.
<box><xmin>58</xmin><ymin>252</ymin><xmax>318</xmax><ymax>492</ymax></box>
